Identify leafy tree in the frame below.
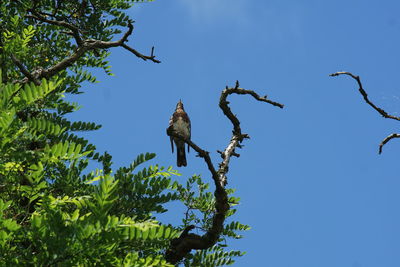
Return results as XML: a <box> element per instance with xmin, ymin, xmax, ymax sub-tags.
<box><xmin>0</xmin><ymin>0</ymin><xmax>272</xmax><ymax>265</ymax></box>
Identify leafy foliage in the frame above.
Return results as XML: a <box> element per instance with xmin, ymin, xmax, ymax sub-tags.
<box><xmin>174</xmin><ymin>175</ymin><xmax>250</xmax><ymax>266</ymax></box>
<box><xmin>0</xmin><ymin>75</ymin><xmax>181</xmax><ymax>265</ymax></box>
<box><xmin>0</xmin><ymin>0</ymin><xmax>249</xmax><ymax>265</ymax></box>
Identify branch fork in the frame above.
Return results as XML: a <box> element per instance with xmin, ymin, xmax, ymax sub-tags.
<box><xmin>165</xmin><ymin>81</ymin><xmax>283</xmax><ymax>263</ymax></box>
<box><xmin>14</xmin><ymin>7</ymin><xmax>160</xmax><ymax>84</ymax></box>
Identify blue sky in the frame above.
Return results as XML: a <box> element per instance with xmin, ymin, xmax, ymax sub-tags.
<box><xmin>69</xmin><ymin>1</ymin><xmax>400</xmax><ymax>266</ymax></box>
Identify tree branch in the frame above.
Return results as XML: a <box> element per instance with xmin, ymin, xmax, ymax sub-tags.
<box><xmin>10</xmin><ymin>54</ymin><xmax>40</xmax><ymax>85</ymax></box>
<box><xmin>121</xmin><ymin>44</ymin><xmax>161</xmax><ymax>63</ymax></box>
<box><xmin>330</xmin><ymin>71</ymin><xmax>400</xmax><ymax>154</ymax></box>
<box><xmin>165</xmin><ymin>81</ymin><xmax>283</xmax><ymax>264</ymax></box>
<box><xmin>329</xmin><ymin>71</ymin><xmax>400</xmax><ymax>121</ymax></box>
<box><xmin>166</xmin><ymin>129</ymin><xmax>220</xmax><ymax>189</ymax></box>
<box><xmin>379</xmin><ymin>133</ymin><xmax>400</xmax><ymax>154</ymax></box>
<box><xmin>16</xmin><ymin>10</ymin><xmax>160</xmax><ymax>84</ymax></box>
<box><xmin>26</xmin><ymin>10</ymin><xmax>83</xmax><ymax>46</ymax></box>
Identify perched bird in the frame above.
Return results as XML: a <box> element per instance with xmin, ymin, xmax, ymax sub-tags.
<box><xmin>168</xmin><ymin>100</ymin><xmax>191</xmax><ymax>167</ymax></box>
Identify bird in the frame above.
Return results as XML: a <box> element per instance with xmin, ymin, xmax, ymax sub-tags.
<box><xmin>168</xmin><ymin>100</ymin><xmax>191</xmax><ymax>167</ymax></box>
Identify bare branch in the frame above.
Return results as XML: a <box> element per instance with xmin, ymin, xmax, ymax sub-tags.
<box><xmin>166</xmin><ymin>128</ymin><xmax>220</xmax><ymax>189</ymax></box>
<box><xmin>217</xmin><ymin>150</ymin><xmax>240</xmax><ymax>158</ymax></box>
<box><xmin>218</xmin><ymin>80</ymin><xmax>283</xmax><ymax>185</ymax></box>
<box><xmin>329</xmin><ymin>71</ymin><xmax>400</xmax><ymax>121</ymax></box>
<box><xmin>85</xmin><ymin>21</ymin><xmax>134</xmax><ymax>48</ymax></box>
<box><xmin>220</xmin><ymin>80</ymin><xmax>284</xmax><ymax>136</ymax></box>
<box><xmin>121</xmin><ymin>44</ymin><xmax>161</xmax><ymax>63</ymax></box>
<box><xmin>330</xmin><ymin>71</ymin><xmax>400</xmax><ymax>154</ymax></box>
<box><xmin>165</xmin><ymin>81</ymin><xmax>283</xmax><ymax>264</ymax></box>
<box><xmin>379</xmin><ymin>133</ymin><xmax>400</xmax><ymax>154</ymax></box>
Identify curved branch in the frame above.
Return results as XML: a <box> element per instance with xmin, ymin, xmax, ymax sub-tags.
<box><xmin>165</xmin><ymin>81</ymin><xmax>283</xmax><ymax>264</ymax></box>
<box><xmin>330</xmin><ymin>71</ymin><xmax>400</xmax><ymax>154</ymax></box>
<box><xmin>379</xmin><ymin>133</ymin><xmax>400</xmax><ymax>154</ymax></box>
<box><xmin>26</xmin><ymin>10</ymin><xmax>83</xmax><ymax>45</ymax></box>
<box><xmin>329</xmin><ymin>71</ymin><xmax>400</xmax><ymax>121</ymax></box>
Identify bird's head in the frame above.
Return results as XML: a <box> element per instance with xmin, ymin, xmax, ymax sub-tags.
<box><xmin>176</xmin><ymin>99</ymin><xmax>184</xmax><ymax>110</ymax></box>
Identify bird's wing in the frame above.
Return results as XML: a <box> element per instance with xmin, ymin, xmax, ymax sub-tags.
<box><xmin>168</xmin><ymin>114</ymin><xmax>174</xmax><ymax>153</ymax></box>
<box><xmin>186</xmin><ymin>111</ymin><xmax>191</xmax><ymax>153</ymax></box>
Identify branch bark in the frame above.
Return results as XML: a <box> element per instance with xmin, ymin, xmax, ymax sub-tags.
<box><xmin>15</xmin><ymin>8</ymin><xmax>160</xmax><ymax>84</ymax></box>
<box><xmin>379</xmin><ymin>133</ymin><xmax>400</xmax><ymax>154</ymax></box>
<box><xmin>165</xmin><ymin>81</ymin><xmax>283</xmax><ymax>264</ymax></box>
<box><xmin>330</xmin><ymin>71</ymin><xmax>400</xmax><ymax>153</ymax></box>
<box><xmin>329</xmin><ymin>72</ymin><xmax>400</xmax><ymax>121</ymax></box>
<box><xmin>26</xmin><ymin>10</ymin><xmax>84</xmax><ymax>46</ymax></box>
<box><xmin>10</xmin><ymin>54</ymin><xmax>40</xmax><ymax>85</ymax></box>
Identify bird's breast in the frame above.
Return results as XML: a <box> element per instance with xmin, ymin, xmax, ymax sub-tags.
<box><xmin>173</xmin><ymin>118</ymin><xmax>190</xmax><ymax>137</ymax></box>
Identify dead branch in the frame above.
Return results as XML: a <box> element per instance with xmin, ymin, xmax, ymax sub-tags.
<box><xmin>330</xmin><ymin>71</ymin><xmax>400</xmax><ymax>154</ymax></box>
<box><xmin>379</xmin><ymin>133</ymin><xmax>400</xmax><ymax>154</ymax></box>
<box><xmin>329</xmin><ymin>72</ymin><xmax>400</xmax><ymax>121</ymax></box>
<box><xmin>165</xmin><ymin>81</ymin><xmax>283</xmax><ymax>264</ymax></box>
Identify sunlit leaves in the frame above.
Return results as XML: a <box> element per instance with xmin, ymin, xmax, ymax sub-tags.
<box><xmin>19</xmin><ymin>78</ymin><xmax>61</xmax><ymax>105</ymax></box>
<box><xmin>2</xmin><ymin>22</ymin><xmax>35</xmax><ymax>55</ymax></box>
<box><xmin>113</xmin><ymin>156</ymin><xmax>181</xmax><ymax>218</ymax></box>
<box><xmin>121</xmin><ymin>222</ymin><xmax>179</xmax><ymax>241</ymax></box>
<box><xmin>176</xmin><ymin>175</ymin><xmax>249</xmax><ymax>265</ymax></box>
<box><xmin>189</xmin><ymin>246</ymin><xmax>245</xmax><ymax>267</ymax></box>
<box><xmin>0</xmin><ymin>109</ymin><xmax>15</xmax><ymax>135</ymax></box>
<box><xmin>0</xmin><ymin>199</ymin><xmax>20</xmax><ymax>251</ymax></box>
<box><xmin>123</xmin><ymin>253</ymin><xmax>174</xmax><ymax>267</ymax></box>
<box><xmin>44</xmin><ymin>141</ymin><xmax>91</xmax><ymax>161</ymax></box>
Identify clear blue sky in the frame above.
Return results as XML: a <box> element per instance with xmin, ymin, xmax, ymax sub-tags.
<box><xmin>68</xmin><ymin>1</ymin><xmax>400</xmax><ymax>266</ymax></box>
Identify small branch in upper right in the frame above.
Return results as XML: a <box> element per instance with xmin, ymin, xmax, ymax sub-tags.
<box><xmin>329</xmin><ymin>71</ymin><xmax>400</xmax><ymax>121</ymax></box>
<box><xmin>379</xmin><ymin>133</ymin><xmax>400</xmax><ymax>154</ymax></box>
<box><xmin>330</xmin><ymin>71</ymin><xmax>400</xmax><ymax>154</ymax></box>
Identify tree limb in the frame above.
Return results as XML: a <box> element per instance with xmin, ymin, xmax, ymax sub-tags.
<box><xmin>10</xmin><ymin>54</ymin><xmax>40</xmax><ymax>85</ymax></box>
<box><xmin>329</xmin><ymin>72</ymin><xmax>400</xmax><ymax>121</ymax></box>
<box><xmin>165</xmin><ymin>81</ymin><xmax>283</xmax><ymax>264</ymax></box>
<box><xmin>379</xmin><ymin>133</ymin><xmax>400</xmax><ymax>154</ymax></box>
<box><xmin>16</xmin><ymin>9</ymin><xmax>160</xmax><ymax>84</ymax></box>
<box><xmin>330</xmin><ymin>71</ymin><xmax>400</xmax><ymax>154</ymax></box>
<box><xmin>121</xmin><ymin>44</ymin><xmax>160</xmax><ymax>63</ymax></box>
<box><xmin>26</xmin><ymin>10</ymin><xmax>84</xmax><ymax>46</ymax></box>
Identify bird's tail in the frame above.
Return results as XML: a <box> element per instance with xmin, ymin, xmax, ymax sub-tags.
<box><xmin>177</xmin><ymin>145</ymin><xmax>187</xmax><ymax>167</ymax></box>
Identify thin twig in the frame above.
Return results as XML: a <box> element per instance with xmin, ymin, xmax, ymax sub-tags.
<box><xmin>379</xmin><ymin>133</ymin><xmax>400</xmax><ymax>154</ymax></box>
<box><xmin>329</xmin><ymin>71</ymin><xmax>400</xmax><ymax>121</ymax></box>
<box><xmin>121</xmin><ymin>43</ymin><xmax>161</xmax><ymax>63</ymax></box>
<box><xmin>330</xmin><ymin>71</ymin><xmax>400</xmax><ymax>154</ymax></box>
